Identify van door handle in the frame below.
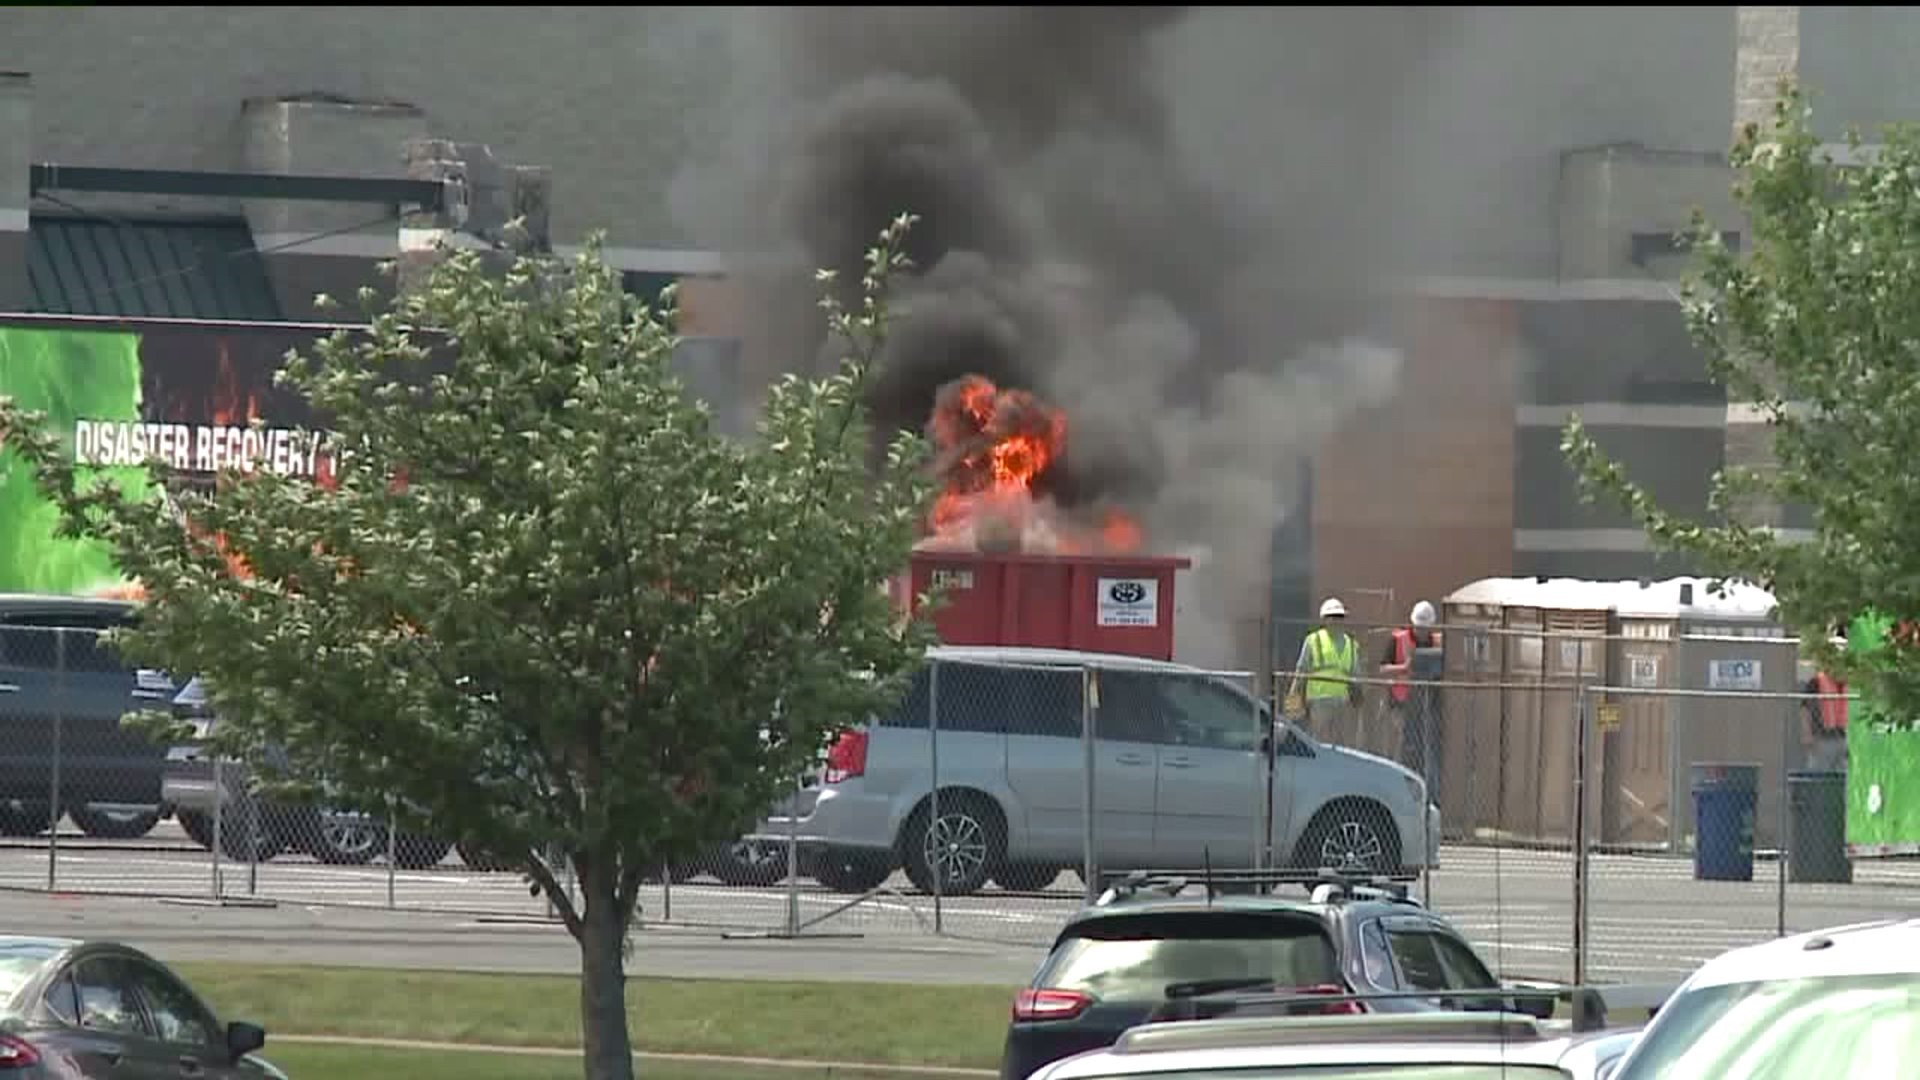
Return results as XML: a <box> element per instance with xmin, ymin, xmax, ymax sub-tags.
<box><xmin>1114</xmin><ymin>752</ymin><xmax>1150</xmax><ymax>766</ymax></box>
<box><xmin>178</xmin><ymin>1053</ymin><xmax>204</xmax><ymax>1076</ymax></box>
<box><xmin>0</xmin><ymin>682</ymin><xmax>18</xmax><ymax>693</ymax></box>
<box><xmin>1163</xmin><ymin>756</ymin><xmax>1194</xmax><ymax>769</ymax></box>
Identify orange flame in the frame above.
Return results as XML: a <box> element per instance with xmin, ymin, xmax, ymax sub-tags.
<box><xmin>922</xmin><ymin>375</ymin><xmax>1142</xmax><ymax>556</ymax></box>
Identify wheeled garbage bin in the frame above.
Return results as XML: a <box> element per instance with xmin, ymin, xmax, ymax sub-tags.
<box><xmin>1692</xmin><ymin>763</ymin><xmax>1759</xmax><ymax>882</ymax></box>
<box><xmin>1787</xmin><ymin>769</ymin><xmax>1853</xmax><ymax>884</ymax></box>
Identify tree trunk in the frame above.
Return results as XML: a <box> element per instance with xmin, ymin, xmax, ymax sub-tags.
<box><xmin>578</xmin><ymin>856</ymin><xmax>635</xmax><ymax>1080</ymax></box>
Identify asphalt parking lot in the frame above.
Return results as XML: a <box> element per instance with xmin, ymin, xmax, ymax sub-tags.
<box><xmin>8</xmin><ymin>822</ymin><xmax>1919</xmax><ymax>984</ymax></box>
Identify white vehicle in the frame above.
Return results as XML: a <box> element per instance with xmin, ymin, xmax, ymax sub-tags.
<box><xmin>1026</xmin><ymin>1010</ymin><xmax>1642</xmax><ymax>1080</ymax></box>
<box><xmin>757</xmin><ymin>646</ymin><xmax>1441</xmax><ymax>895</ymax></box>
<box><xmin>1610</xmin><ymin>917</ymin><xmax>1920</xmax><ymax>1080</ymax></box>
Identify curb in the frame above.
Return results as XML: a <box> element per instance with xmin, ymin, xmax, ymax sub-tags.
<box><xmin>272</xmin><ymin>1034</ymin><xmax>997</xmax><ymax>1076</ymax></box>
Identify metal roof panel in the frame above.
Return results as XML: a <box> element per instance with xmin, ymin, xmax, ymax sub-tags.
<box><xmin>27</xmin><ymin>216</ymin><xmax>284</xmax><ymax>322</ymax></box>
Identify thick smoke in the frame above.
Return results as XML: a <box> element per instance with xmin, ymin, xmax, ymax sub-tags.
<box><xmin>672</xmin><ymin>8</ymin><xmax>1438</xmax><ymax>668</ymax></box>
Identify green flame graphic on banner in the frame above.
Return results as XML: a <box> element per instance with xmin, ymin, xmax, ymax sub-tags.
<box><xmin>0</xmin><ymin>326</ymin><xmax>152</xmax><ymax>596</ymax></box>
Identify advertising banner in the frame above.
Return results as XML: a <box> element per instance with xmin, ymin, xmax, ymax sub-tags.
<box><xmin>0</xmin><ymin>317</ymin><xmax>335</xmax><ymax>599</ymax></box>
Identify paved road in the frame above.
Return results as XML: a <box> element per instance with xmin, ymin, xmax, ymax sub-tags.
<box><xmin>5</xmin><ymin>825</ymin><xmax>1919</xmax><ymax>985</ymax></box>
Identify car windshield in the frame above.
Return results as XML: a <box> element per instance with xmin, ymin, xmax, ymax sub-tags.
<box><xmin>1075</xmin><ymin>1060</ymin><xmax>1566</xmax><ymax>1068</ymax></box>
<box><xmin>1613</xmin><ymin>973</ymin><xmax>1920</xmax><ymax>1080</ymax></box>
<box><xmin>1042</xmin><ymin>913</ymin><xmax>1340</xmax><ymax>1003</ymax></box>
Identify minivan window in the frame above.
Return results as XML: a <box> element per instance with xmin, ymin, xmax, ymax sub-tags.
<box><xmin>1095</xmin><ymin>670</ymin><xmax>1166</xmax><ymax>744</ymax></box>
<box><xmin>1160</xmin><ymin>676</ymin><xmax>1262</xmax><ymax>751</ymax></box>
<box><xmin>1041</xmin><ymin>913</ymin><xmax>1339</xmax><ymax>1003</ymax></box>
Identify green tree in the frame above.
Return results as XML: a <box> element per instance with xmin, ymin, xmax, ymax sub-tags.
<box><xmin>1562</xmin><ymin>83</ymin><xmax>1920</xmax><ymax>723</ymax></box>
<box><xmin>0</xmin><ymin>216</ymin><xmax>938</xmax><ymax>1080</ymax></box>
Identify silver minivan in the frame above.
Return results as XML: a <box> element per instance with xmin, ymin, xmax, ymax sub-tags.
<box><xmin>757</xmin><ymin>646</ymin><xmax>1441</xmax><ymax>895</ymax></box>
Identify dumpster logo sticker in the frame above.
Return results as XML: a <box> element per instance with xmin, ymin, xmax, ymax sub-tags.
<box><xmin>1097</xmin><ymin>577</ymin><xmax>1157</xmax><ymax>627</ymax></box>
<box><xmin>1707</xmin><ymin>658</ymin><xmax>1762</xmax><ymax>691</ymax></box>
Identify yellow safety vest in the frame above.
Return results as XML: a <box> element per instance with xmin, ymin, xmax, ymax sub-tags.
<box><xmin>1305</xmin><ymin>629</ymin><xmax>1358</xmax><ymax>700</ymax></box>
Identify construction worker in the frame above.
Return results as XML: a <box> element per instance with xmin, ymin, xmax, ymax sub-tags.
<box><xmin>1381</xmin><ymin>601</ymin><xmax>1445</xmax><ymax>803</ymax></box>
<box><xmin>1286</xmin><ymin>597</ymin><xmax>1363</xmax><ymax>740</ymax></box>
<box><xmin>1801</xmin><ymin>632</ymin><xmax>1850</xmax><ymax>772</ymax></box>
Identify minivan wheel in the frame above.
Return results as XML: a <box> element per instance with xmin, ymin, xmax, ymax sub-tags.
<box><xmin>312</xmin><ymin>812</ymin><xmax>384</xmax><ymax>865</ymax></box>
<box><xmin>901</xmin><ymin>795</ymin><xmax>1003</xmax><ymax>897</ymax></box>
<box><xmin>711</xmin><ymin>839</ymin><xmax>788</xmax><ymax>887</ymax></box>
<box><xmin>456</xmin><ymin>841</ymin><xmax>518</xmax><ymax>872</ymax></box>
<box><xmin>392</xmin><ymin>833</ymin><xmax>453</xmax><ymax>870</ymax></box>
<box><xmin>216</xmin><ymin>800</ymin><xmax>287</xmax><ymax>862</ymax></box>
<box><xmin>68</xmin><ymin>804</ymin><xmax>162</xmax><ymax>840</ymax></box>
<box><xmin>812</xmin><ymin>850</ymin><xmax>892</xmax><ymax>894</ymax></box>
<box><xmin>0</xmin><ymin>801</ymin><xmax>52</xmax><ymax>838</ymax></box>
<box><xmin>177</xmin><ymin>810</ymin><xmax>215</xmax><ymax>850</ymax></box>
<box><xmin>1294</xmin><ymin>799</ymin><xmax>1402</xmax><ymax>876</ymax></box>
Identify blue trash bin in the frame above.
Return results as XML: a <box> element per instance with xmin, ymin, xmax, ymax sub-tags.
<box><xmin>1692</xmin><ymin>763</ymin><xmax>1760</xmax><ymax>882</ymax></box>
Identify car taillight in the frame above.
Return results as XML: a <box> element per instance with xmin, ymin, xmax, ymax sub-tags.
<box><xmin>1013</xmin><ymin>988</ymin><xmax>1094</xmax><ymax>1022</ymax></box>
<box><xmin>823</xmin><ymin>730</ymin><xmax>868</xmax><ymax>783</ymax></box>
<box><xmin>0</xmin><ymin>1034</ymin><xmax>40</xmax><ymax>1068</ymax></box>
<box><xmin>1290</xmin><ymin>983</ymin><xmax>1365</xmax><ymax>1015</ymax></box>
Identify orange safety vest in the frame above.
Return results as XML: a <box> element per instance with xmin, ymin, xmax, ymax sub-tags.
<box><xmin>1813</xmin><ymin>671</ymin><xmax>1848</xmax><ymax>732</ymax></box>
<box><xmin>1389</xmin><ymin>628</ymin><xmax>1434</xmax><ymax>704</ymax></box>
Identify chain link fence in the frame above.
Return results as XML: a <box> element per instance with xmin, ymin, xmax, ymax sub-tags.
<box><xmin>0</xmin><ymin>620</ymin><xmax>1905</xmax><ymax>987</ymax></box>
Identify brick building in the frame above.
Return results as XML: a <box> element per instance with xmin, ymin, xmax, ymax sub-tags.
<box><xmin>1</xmin><ymin>7</ymin><xmax>1912</xmax><ymax>667</ymax></box>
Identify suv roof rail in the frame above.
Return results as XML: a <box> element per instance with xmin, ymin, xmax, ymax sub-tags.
<box><xmin>1094</xmin><ymin>867</ymin><xmax>1420</xmax><ymax>906</ymax></box>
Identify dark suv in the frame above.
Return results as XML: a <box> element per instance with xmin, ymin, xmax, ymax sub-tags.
<box><xmin>1000</xmin><ymin>871</ymin><xmax>1520</xmax><ymax>1080</ymax></box>
<box><xmin>0</xmin><ymin>594</ymin><xmax>175</xmax><ymax>838</ymax></box>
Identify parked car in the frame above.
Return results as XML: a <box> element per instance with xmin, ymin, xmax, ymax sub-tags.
<box><xmin>1000</xmin><ymin>870</ymin><xmax>1520</xmax><ymax>1080</ymax></box>
<box><xmin>0</xmin><ymin>935</ymin><xmax>283</xmax><ymax>1078</ymax></box>
<box><xmin>1610</xmin><ymin>916</ymin><xmax>1920</xmax><ymax>1080</ymax></box>
<box><xmin>755</xmin><ymin>646</ymin><xmax>1441</xmax><ymax>896</ymax></box>
<box><xmin>0</xmin><ymin>595</ymin><xmax>175</xmax><ymax>840</ymax></box>
<box><xmin>1024</xmin><ymin>1010</ymin><xmax>1642</xmax><ymax>1080</ymax></box>
<box><xmin>162</xmin><ymin>676</ymin><xmax>454</xmax><ymax>868</ymax></box>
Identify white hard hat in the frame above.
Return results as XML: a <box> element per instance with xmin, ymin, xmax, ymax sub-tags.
<box><xmin>1319</xmin><ymin>597</ymin><xmax>1347</xmax><ymax>619</ymax></box>
<box><xmin>1411</xmin><ymin>600</ymin><xmax>1437</xmax><ymax>628</ymax></box>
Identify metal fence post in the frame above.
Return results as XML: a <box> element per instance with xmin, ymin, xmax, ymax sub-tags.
<box><xmin>1572</xmin><ymin>676</ymin><xmax>1591</xmax><ymax>986</ymax></box>
<box><xmin>1081</xmin><ymin>664</ymin><xmax>1098</xmax><ymax>905</ymax></box>
<box><xmin>48</xmin><ymin>629</ymin><xmax>64</xmax><ymax>894</ymax></box>
<box><xmin>245</xmin><ymin>794</ymin><xmax>260</xmax><ymax>896</ymax></box>
<box><xmin>784</xmin><ymin>775</ymin><xmax>800</xmax><ymax>936</ymax></box>
<box><xmin>1668</xmin><ymin>632</ymin><xmax>1690</xmax><ymax>855</ymax></box>
<box><xmin>1777</xmin><ymin>697</ymin><xmax>1791</xmax><ymax>938</ymax></box>
<box><xmin>211</xmin><ymin>758</ymin><xmax>224</xmax><ymax>899</ymax></box>
<box><xmin>928</xmin><ymin>660</ymin><xmax>942</xmax><ymax>935</ymax></box>
<box><xmin>1251</xmin><ymin>674</ymin><xmax>1266</xmax><ymax>870</ymax></box>
<box><xmin>385</xmin><ymin>802</ymin><xmax>397</xmax><ymax>909</ymax></box>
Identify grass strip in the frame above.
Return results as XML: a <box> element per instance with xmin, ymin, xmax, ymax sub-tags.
<box><xmin>177</xmin><ymin>964</ymin><xmax>1014</xmax><ymax>1069</ymax></box>
<box><xmin>265</xmin><ymin>1041</ymin><xmax>951</xmax><ymax>1080</ymax></box>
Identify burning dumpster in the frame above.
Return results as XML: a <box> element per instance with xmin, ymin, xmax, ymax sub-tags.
<box><xmin>888</xmin><ymin>373</ymin><xmax>1191</xmax><ymax>660</ymax></box>
<box><xmin>898</xmin><ymin>549</ymin><xmax>1190</xmax><ymax>660</ymax></box>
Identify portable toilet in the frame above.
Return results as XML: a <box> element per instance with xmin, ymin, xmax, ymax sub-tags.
<box><xmin>1441</xmin><ymin>577</ymin><xmax>1612</xmax><ymax>846</ymax></box>
<box><xmin>1602</xmin><ymin>581</ymin><xmax>1685</xmax><ymax>847</ymax></box>
<box><xmin>1668</xmin><ymin>578</ymin><xmax>1790</xmax><ymax>851</ymax></box>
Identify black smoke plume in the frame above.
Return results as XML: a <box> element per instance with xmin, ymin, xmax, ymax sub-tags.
<box><xmin>673</xmin><ymin>7</ymin><xmax>1418</xmax><ymax>665</ymax></box>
